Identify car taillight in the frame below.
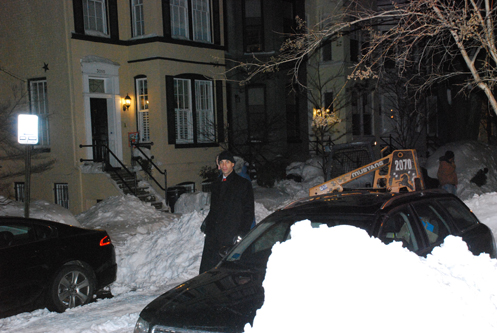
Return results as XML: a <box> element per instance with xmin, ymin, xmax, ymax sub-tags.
<box><xmin>100</xmin><ymin>235</ymin><xmax>112</xmax><ymax>246</ymax></box>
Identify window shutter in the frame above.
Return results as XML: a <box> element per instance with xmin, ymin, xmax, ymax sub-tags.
<box><xmin>216</xmin><ymin>80</ymin><xmax>223</xmax><ymax>142</ymax></box>
<box><xmin>73</xmin><ymin>0</ymin><xmax>85</xmax><ymax>34</ymax></box>
<box><xmin>166</xmin><ymin>76</ymin><xmax>176</xmax><ymax>144</ymax></box>
<box><xmin>212</xmin><ymin>0</ymin><xmax>221</xmax><ymax>45</ymax></box>
<box><xmin>162</xmin><ymin>0</ymin><xmax>172</xmax><ymax>38</ymax></box>
<box><xmin>108</xmin><ymin>0</ymin><xmax>119</xmax><ymax>40</ymax></box>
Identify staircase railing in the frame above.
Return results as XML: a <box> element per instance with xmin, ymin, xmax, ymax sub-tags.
<box><xmin>132</xmin><ymin>143</ymin><xmax>167</xmax><ymax>197</ymax></box>
<box><xmin>79</xmin><ymin>144</ymin><xmax>137</xmax><ymax>195</ymax></box>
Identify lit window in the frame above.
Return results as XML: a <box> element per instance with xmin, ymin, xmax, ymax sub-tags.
<box><xmin>136</xmin><ymin>77</ymin><xmax>150</xmax><ymax>142</ymax></box>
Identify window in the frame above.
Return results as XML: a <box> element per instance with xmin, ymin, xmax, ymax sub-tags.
<box><xmin>89</xmin><ymin>78</ymin><xmax>105</xmax><ymax>93</ymax></box>
<box><xmin>282</xmin><ymin>0</ymin><xmax>295</xmax><ymax>34</ymax></box>
<box><xmin>324</xmin><ymin>91</ymin><xmax>334</xmax><ymax>111</ymax></box>
<box><xmin>171</xmin><ymin>0</ymin><xmax>211</xmax><ymax>42</ymax></box>
<box><xmin>29</xmin><ymin>79</ymin><xmax>50</xmax><ymax>147</ymax></box>
<box><xmin>349</xmin><ymin>30</ymin><xmax>367</xmax><ymax>63</ymax></box>
<box><xmin>381</xmin><ymin>93</ymin><xmax>397</xmax><ymax>134</ymax></box>
<box><xmin>136</xmin><ymin>77</ymin><xmax>150</xmax><ymax>142</ymax></box>
<box><xmin>322</xmin><ymin>39</ymin><xmax>333</xmax><ymax>62</ymax></box>
<box><xmin>192</xmin><ymin>0</ymin><xmax>211</xmax><ymax>42</ymax></box>
<box><xmin>244</xmin><ymin>0</ymin><xmax>263</xmax><ymax>52</ymax></box>
<box><xmin>132</xmin><ymin>0</ymin><xmax>145</xmax><ymax>37</ymax></box>
<box><xmin>83</xmin><ymin>0</ymin><xmax>108</xmax><ymax>35</ymax></box>
<box><xmin>350</xmin><ymin>37</ymin><xmax>359</xmax><ymax>62</ymax></box>
<box><xmin>169</xmin><ymin>76</ymin><xmax>216</xmax><ymax>145</ymax></box>
<box><xmin>247</xmin><ymin>86</ymin><xmax>266</xmax><ymax>142</ymax></box>
<box><xmin>195</xmin><ymin>80</ymin><xmax>215</xmax><ymax>142</ymax></box>
<box><xmin>378</xmin><ymin>209</ymin><xmax>419</xmax><ymax>251</ymax></box>
<box><xmin>171</xmin><ymin>0</ymin><xmax>189</xmax><ymax>39</ymax></box>
<box><xmin>439</xmin><ymin>198</ymin><xmax>478</xmax><ymax>231</ymax></box>
<box><xmin>412</xmin><ymin>202</ymin><xmax>452</xmax><ymax>245</ymax></box>
<box><xmin>351</xmin><ymin>90</ymin><xmax>372</xmax><ymax>136</ymax></box>
<box><xmin>15</xmin><ymin>182</ymin><xmax>25</xmax><ymax>202</ymax></box>
<box><xmin>286</xmin><ymin>85</ymin><xmax>300</xmax><ymax>142</ymax></box>
<box><xmin>54</xmin><ymin>183</ymin><xmax>69</xmax><ymax>209</ymax></box>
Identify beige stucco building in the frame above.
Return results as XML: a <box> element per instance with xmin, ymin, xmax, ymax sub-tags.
<box><xmin>0</xmin><ymin>0</ymin><xmax>227</xmax><ymax>214</ymax></box>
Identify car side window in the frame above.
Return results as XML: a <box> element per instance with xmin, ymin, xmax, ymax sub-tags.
<box><xmin>251</xmin><ymin>222</ymin><xmax>290</xmax><ymax>254</ymax></box>
<box><xmin>378</xmin><ymin>209</ymin><xmax>419</xmax><ymax>251</ymax></box>
<box><xmin>0</xmin><ymin>223</ymin><xmax>36</xmax><ymax>247</ymax></box>
<box><xmin>438</xmin><ymin>198</ymin><xmax>478</xmax><ymax>231</ymax></box>
<box><xmin>33</xmin><ymin>224</ymin><xmax>54</xmax><ymax>240</ymax></box>
<box><xmin>412</xmin><ymin>202</ymin><xmax>452</xmax><ymax>245</ymax></box>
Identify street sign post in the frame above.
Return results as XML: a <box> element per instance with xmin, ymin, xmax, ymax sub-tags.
<box><xmin>18</xmin><ymin>114</ymin><xmax>39</xmax><ymax>218</ymax></box>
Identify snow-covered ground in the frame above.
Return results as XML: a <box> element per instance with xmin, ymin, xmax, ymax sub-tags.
<box><xmin>1</xmin><ymin>141</ymin><xmax>497</xmax><ymax>332</ymax></box>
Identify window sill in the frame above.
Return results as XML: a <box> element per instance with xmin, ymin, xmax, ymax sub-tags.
<box><xmin>174</xmin><ymin>142</ymin><xmax>218</xmax><ymax>149</ymax></box>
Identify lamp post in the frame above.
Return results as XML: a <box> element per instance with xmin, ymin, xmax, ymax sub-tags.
<box><xmin>18</xmin><ymin>114</ymin><xmax>39</xmax><ymax>218</ymax></box>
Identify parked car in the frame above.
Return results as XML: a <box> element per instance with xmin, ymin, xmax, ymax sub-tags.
<box><xmin>134</xmin><ymin>189</ymin><xmax>496</xmax><ymax>333</ymax></box>
<box><xmin>0</xmin><ymin>216</ymin><xmax>117</xmax><ymax>318</ymax></box>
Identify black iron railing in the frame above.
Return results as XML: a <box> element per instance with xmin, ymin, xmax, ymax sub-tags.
<box><xmin>79</xmin><ymin>144</ymin><xmax>137</xmax><ymax>195</ymax></box>
<box><xmin>132</xmin><ymin>142</ymin><xmax>167</xmax><ymax>194</ymax></box>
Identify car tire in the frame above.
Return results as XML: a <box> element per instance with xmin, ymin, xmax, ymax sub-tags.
<box><xmin>47</xmin><ymin>265</ymin><xmax>95</xmax><ymax>313</ymax></box>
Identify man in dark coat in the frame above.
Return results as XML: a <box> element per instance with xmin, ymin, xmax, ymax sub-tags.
<box><xmin>199</xmin><ymin>150</ymin><xmax>255</xmax><ymax>273</ymax></box>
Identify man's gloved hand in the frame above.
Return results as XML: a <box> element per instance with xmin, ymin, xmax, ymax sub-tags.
<box><xmin>200</xmin><ymin>219</ymin><xmax>207</xmax><ymax>233</ymax></box>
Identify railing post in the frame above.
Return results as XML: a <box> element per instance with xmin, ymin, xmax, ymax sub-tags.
<box><xmin>164</xmin><ymin>169</ymin><xmax>167</xmax><ymax>206</ymax></box>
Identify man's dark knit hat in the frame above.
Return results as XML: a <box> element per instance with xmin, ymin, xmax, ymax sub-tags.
<box><xmin>218</xmin><ymin>150</ymin><xmax>235</xmax><ymax>163</ymax></box>
<box><xmin>445</xmin><ymin>150</ymin><xmax>454</xmax><ymax>160</ymax></box>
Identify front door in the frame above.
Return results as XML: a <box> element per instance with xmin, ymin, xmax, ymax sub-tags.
<box><xmin>90</xmin><ymin>98</ymin><xmax>109</xmax><ymax>164</ymax></box>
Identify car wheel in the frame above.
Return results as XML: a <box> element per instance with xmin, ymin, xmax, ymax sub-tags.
<box><xmin>47</xmin><ymin>265</ymin><xmax>95</xmax><ymax>312</ymax></box>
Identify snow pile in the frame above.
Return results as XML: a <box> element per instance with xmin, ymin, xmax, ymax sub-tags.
<box><xmin>1</xmin><ymin>140</ymin><xmax>497</xmax><ymax>332</ymax></box>
<box><xmin>426</xmin><ymin>141</ymin><xmax>497</xmax><ymax>200</ymax></box>
<box><xmin>0</xmin><ymin>196</ymin><xmax>81</xmax><ymax>226</ymax></box>
<box><xmin>246</xmin><ymin>222</ymin><xmax>497</xmax><ymax>333</ymax></box>
<box><xmin>77</xmin><ymin>195</ymin><xmax>206</xmax><ymax>295</ymax></box>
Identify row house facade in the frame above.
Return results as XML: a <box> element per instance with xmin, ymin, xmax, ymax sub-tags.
<box><xmin>224</xmin><ymin>0</ymin><xmax>310</xmax><ymax>169</ymax></box>
<box><xmin>305</xmin><ymin>0</ymin><xmax>435</xmax><ymax>159</ymax></box>
<box><xmin>0</xmin><ymin>0</ymin><xmax>228</xmax><ymax>214</ymax></box>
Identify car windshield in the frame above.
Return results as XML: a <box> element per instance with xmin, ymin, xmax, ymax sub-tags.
<box><xmin>223</xmin><ymin>212</ymin><xmax>372</xmax><ymax>269</ymax></box>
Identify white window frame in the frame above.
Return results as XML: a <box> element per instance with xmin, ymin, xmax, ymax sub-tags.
<box><xmin>171</xmin><ymin>0</ymin><xmax>189</xmax><ymax>39</ymax></box>
<box><xmin>174</xmin><ymin>78</ymin><xmax>215</xmax><ymax>144</ymax></box>
<box><xmin>192</xmin><ymin>0</ymin><xmax>211</xmax><ymax>42</ymax></box>
<box><xmin>29</xmin><ymin>79</ymin><xmax>50</xmax><ymax>147</ymax></box>
<box><xmin>136</xmin><ymin>77</ymin><xmax>150</xmax><ymax>142</ymax></box>
<box><xmin>174</xmin><ymin>78</ymin><xmax>193</xmax><ymax>143</ymax></box>
<box><xmin>195</xmin><ymin>80</ymin><xmax>214</xmax><ymax>142</ymax></box>
<box><xmin>82</xmin><ymin>0</ymin><xmax>108</xmax><ymax>35</ymax></box>
<box><xmin>132</xmin><ymin>0</ymin><xmax>145</xmax><ymax>37</ymax></box>
<box><xmin>54</xmin><ymin>183</ymin><xmax>69</xmax><ymax>209</ymax></box>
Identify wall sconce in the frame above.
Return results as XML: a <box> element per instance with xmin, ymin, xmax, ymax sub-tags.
<box><xmin>123</xmin><ymin>94</ymin><xmax>131</xmax><ymax>111</ymax></box>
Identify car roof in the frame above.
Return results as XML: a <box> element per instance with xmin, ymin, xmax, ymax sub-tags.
<box><xmin>281</xmin><ymin>189</ymin><xmax>455</xmax><ymax>215</ymax></box>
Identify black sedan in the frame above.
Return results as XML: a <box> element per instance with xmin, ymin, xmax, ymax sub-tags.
<box><xmin>134</xmin><ymin>189</ymin><xmax>496</xmax><ymax>333</ymax></box>
<box><xmin>0</xmin><ymin>216</ymin><xmax>117</xmax><ymax>318</ymax></box>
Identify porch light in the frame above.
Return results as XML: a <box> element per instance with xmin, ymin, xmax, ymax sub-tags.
<box><xmin>123</xmin><ymin>94</ymin><xmax>131</xmax><ymax>111</ymax></box>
